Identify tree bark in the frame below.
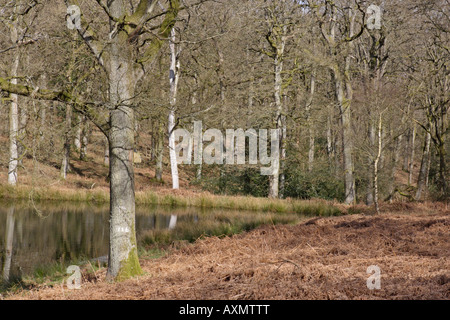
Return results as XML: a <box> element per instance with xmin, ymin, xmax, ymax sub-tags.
<box><xmin>80</xmin><ymin>117</ymin><xmax>89</xmax><ymax>161</ymax></box>
<box><xmin>268</xmin><ymin>23</ymin><xmax>286</xmax><ymax>199</ymax></box>
<box><xmin>105</xmin><ymin>2</ymin><xmax>142</xmax><ymax>280</ymax></box>
<box><xmin>333</xmin><ymin>70</ymin><xmax>356</xmax><ymax>204</ymax></box>
<box><xmin>168</xmin><ymin>28</ymin><xmax>180</xmax><ymax>190</ymax></box>
<box><xmin>60</xmin><ymin>104</ymin><xmax>72</xmax><ymax>180</ymax></box>
<box><xmin>408</xmin><ymin>124</ymin><xmax>416</xmax><ymax>185</ymax></box>
<box><xmin>306</xmin><ymin>69</ymin><xmax>316</xmax><ymax>173</ymax></box>
<box><xmin>8</xmin><ymin>44</ymin><xmax>20</xmax><ymax>186</ymax></box>
<box><xmin>415</xmin><ymin>130</ymin><xmax>431</xmax><ymax>200</ymax></box>
<box><xmin>366</xmin><ymin>119</ymin><xmax>376</xmax><ymax>205</ymax></box>
<box><xmin>373</xmin><ymin>114</ymin><xmax>383</xmax><ymax>214</ymax></box>
<box><xmin>155</xmin><ymin>120</ymin><xmax>164</xmax><ymax>182</ymax></box>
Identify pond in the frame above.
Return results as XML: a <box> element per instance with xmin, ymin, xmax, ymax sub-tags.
<box><xmin>0</xmin><ymin>200</ymin><xmax>301</xmax><ymax>283</ymax></box>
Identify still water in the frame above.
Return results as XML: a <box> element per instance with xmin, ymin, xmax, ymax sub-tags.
<box><xmin>0</xmin><ymin>201</ymin><xmax>207</xmax><ymax>282</ymax></box>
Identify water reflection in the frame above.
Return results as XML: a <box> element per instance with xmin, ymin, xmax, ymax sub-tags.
<box><xmin>0</xmin><ymin>202</ymin><xmax>196</xmax><ymax>282</ymax></box>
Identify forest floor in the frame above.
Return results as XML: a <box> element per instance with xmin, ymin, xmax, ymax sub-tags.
<box><xmin>4</xmin><ymin>202</ymin><xmax>449</xmax><ymax>300</ymax></box>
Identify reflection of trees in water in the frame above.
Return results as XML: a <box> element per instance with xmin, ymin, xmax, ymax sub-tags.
<box><xmin>0</xmin><ymin>204</ymin><xmax>111</xmax><ymax>280</ymax></box>
<box><xmin>0</xmin><ymin>203</ymin><xmax>200</xmax><ymax>281</ymax></box>
<box><xmin>2</xmin><ymin>207</ymin><xmax>15</xmax><ymax>282</ymax></box>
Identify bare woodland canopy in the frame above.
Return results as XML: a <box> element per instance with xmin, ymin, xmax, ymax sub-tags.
<box><xmin>0</xmin><ymin>0</ymin><xmax>448</xmax><ymax>280</ymax></box>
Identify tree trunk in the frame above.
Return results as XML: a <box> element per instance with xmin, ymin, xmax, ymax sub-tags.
<box><xmin>386</xmin><ymin>133</ymin><xmax>402</xmax><ymax>202</ymax></box>
<box><xmin>168</xmin><ymin>28</ymin><xmax>180</xmax><ymax>190</ymax></box>
<box><xmin>373</xmin><ymin>114</ymin><xmax>383</xmax><ymax>214</ymax></box>
<box><xmin>415</xmin><ymin>131</ymin><xmax>431</xmax><ymax>200</ymax></box>
<box><xmin>168</xmin><ymin>109</ymin><xmax>179</xmax><ymax>189</ymax></box>
<box><xmin>269</xmin><ymin>54</ymin><xmax>283</xmax><ymax>199</ymax></box>
<box><xmin>437</xmin><ymin>141</ymin><xmax>447</xmax><ymax>197</ymax></box>
<box><xmin>105</xmin><ymin>7</ymin><xmax>142</xmax><ymax>280</ymax></box>
<box><xmin>155</xmin><ymin>120</ymin><xmax>164</xmax><ymax>182</ymax></box>
<box><xmin>326</xmin><ymin>110</ymin><xmax>334</xmax><ymax>163</ymax></box>
<box><xmin>80</xmin><ymin>117</ymin><xmax>88</xmax><ymax>161</ymax></box>
<box><xmin>268</xmin><ymin>24</ymin><xmax>286</xmax><ymax>199</ymax></box>
<box><xmin>333</xmin><ymin>71</ymin><xmax>356</xmax><ymax>204</ymax></box>
<box><xmin>8</xmin><ymin>50</ymin><xmax>20</xmax><ymax>186</ymax></box>
<box><xmin>60</xmin><ymin>104</ymin><xmax>72</xmax><ymax>180</ymax></box>
<box><xmin>306</xmin><ymin>69</ymin><xmax>316</xmax><ymax>172</ymax></box>
<box><xmin>366</xmin><ymin>120</ymin><xmax>376</xmax><ymax>205</ymax></box>
<box><xmin>103</xmin><ymin>135</ymin><xmax>109</xmax><ymax>166</ymax></box>
<box><xmin>74</xmin><ymin>114</ymin><xmax>82</xmax><ymax>151</ymax></box>
<box><xmin>408</xmin><ymin>124</ymin><xmax>416</xmax><ymax>185</ymax></box>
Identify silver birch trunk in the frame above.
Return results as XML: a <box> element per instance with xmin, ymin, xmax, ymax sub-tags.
<box><xmin>8</xmin><ymin>51</ymin><xmax>20</xmax><ymax>186</ymax></box>
<box><xmin>168</xmin><ymin>110</ymin><xmax>179</xmax><ymax>189</ymax></box>
<box><xmin>168</xmin><ymin>28</ymin><xmax>180</xmax><ymax>190</ymax></box>
<box><xmin>373</xmin><ymin>114</ymin><xmax>383</xmax><ymax>214</ymax></box>
<box><xmin>269</xmin><ymin>25</ymin><xmax>286</xmax><ymax>199</ymax></box>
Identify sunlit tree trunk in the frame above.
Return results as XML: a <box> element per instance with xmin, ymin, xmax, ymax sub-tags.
<box><xmin>8</xmin><ymin>42</ymin><xmax>20</xmax><ymax>186</ymax></box>
<box><xmin>106</xmin><ymin>1</ymin><xmax>142</xmax><ymax>281</ymax></box>
<box><xmin>373</xmin><ymin>114</ymin><xmax>383</xmax><ymax>214</ymax></box>
<box><xmin>168</xmin><ymin>28</ymin><xmax>180</xmax><ymax>190</ymax></box>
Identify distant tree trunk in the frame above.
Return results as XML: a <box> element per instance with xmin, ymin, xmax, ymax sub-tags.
<box><xmin>333</xmin><ymin>70</ymin><xmax>356</xmax><ymax>204</ymax></box>
<box><xmin>306</xmin><ymin>69</ymin><xmax>316</xmax><ymax>173</ymax></box>
<box><xmin>168</xmin><ymin>110</ymin><xmax>179</xmax><ymax>189</ymax></box>
<box><xmin>74</xmin><ymin>114</ymin><xmax>82</xmax><ymax>151</ymax></box>
<box><xmin>39</xmin><ymin>103</ymin><xmax>46</xmax><ymax>140</ymax></box>
<box><xmin>326</xmin><ymin>110</ymin><xmax>334</xmax><ymax>163</ymax></box>
<box><xmin>436</xmin><ymin>139</ymin><xmax>447</xmax><ymax>197</ymax></box>
<box><xmin>373</xmin><ymin>114</ymin><xmax>383</xmax><ymax>214</ymax></box>
<box><xmin>386</xmin><ymin>133</ymin><xmax>403</xmax><ymax>202</ymax></box>
<box><xmin>8</xmin><ymin>51</ymin><xmax>20</xmax><ymax>186</ymax></box>
<box><xmin>17</xmin><ymin>101</ymin><xmax>27</xmax><ymax>166</ymax></box>
<box><xmin>366</xmin><ymin>119</ymin><xmax>376</xmax><ymax>205</ymax></box>
<box><xmin>155</xmin><ymin>120</ymin><xmax>164</xmax><ymax>182</ymax></box>
<box><xmin>268</xmin><ymin>23</ymin><xmax>286</xmax><ymax>199</ymax></box>
<box><xmin>60</xmin><ymin>104</ymin><xmax>72</xmax><ymax>180</ymax></box>
<box><xmin>168</xmin><ymin>28</ymin><xmax>180</xmax><ymax>190</ymax></box>
<box><xmin>408</xmin><ymin>124</ymin><xmax>416</xmax><ymax>185</ymax></box>
<box><xmin>269</xmin><ymin>50</ymin><xmax>284</xmax><ymax>199</ymax></box>
<box><xmin>279</xmin><ymin>113</ymin><xmax>287</xmax><ymax>198</ymax></box>
<box><xmin>80</xmin><ymin>117</ymin><xmax>89</xmax><ymax>161</ymax></box>
<box><xmin>325</xmin><ymin>4</ymin><xmax>357</xmax><ymax>205</ymax></box>
<box><xmin>415</xmin><ymin>130</ymin><xmax>431</xmax><ymax>200</ymax></box>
